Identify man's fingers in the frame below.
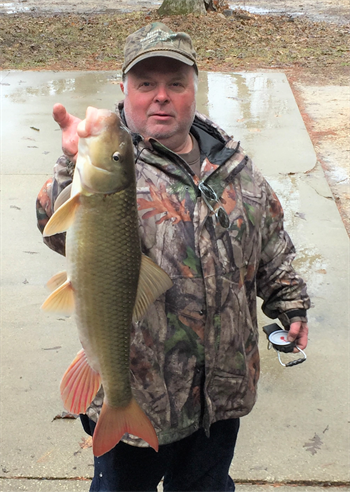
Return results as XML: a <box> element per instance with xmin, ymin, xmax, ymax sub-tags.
<box><xmin>52</xmin><ymin>103</ymin><xmax>81</xmax><ymax>161</ymax></box>
<box><xmin>53</xmin><ymin>103</ymin><xmax>69</xmax><ymax>128</ymax></box>
<box><xmin>287</xmin><ymin>322</ymin><xmax>299</xmax><ymax>342</ymax></box>
<box><xmin>288</xmin><ymin>321</ymin><xmax>309</xmax><ymax>352</ymax></box>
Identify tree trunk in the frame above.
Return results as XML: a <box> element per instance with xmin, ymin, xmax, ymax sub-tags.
<box><xmin>204</xmin><ymin>0</ymin><xmax>217</xmax><ymax>11</ymax></box>
<box><xmin>158</xmin><ymin>0</ymin><xmax>206</xmax><ymax>16</ymax></box>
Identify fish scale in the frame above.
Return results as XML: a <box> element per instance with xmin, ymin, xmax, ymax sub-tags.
<box><xmin>69</xmin><ymin>189</ymin><xmax>141</xmax><ymax>407</ymax></box>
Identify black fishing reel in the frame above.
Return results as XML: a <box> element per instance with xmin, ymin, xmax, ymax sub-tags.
<box><xmin>263</xmin><ymin>323</ymin><xmax>307</xmax><ymax>367</ymax></box>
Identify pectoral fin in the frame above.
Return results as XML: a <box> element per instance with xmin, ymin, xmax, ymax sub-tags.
<box><xmin>60</xmin><ymin>348</ymin><xmax>101</xmax><ymax>415</ymax></box>
<box><xmin>54</xmin><ymin>184</ymin><xmax>72</xmax><ymax>212</ymax></box>
<box><xmin>132</xmin><ymin>255</ymin><xmax>173</xmax><ymax>322</ymax></box>
<box><xmin>41</xmin><ymin>279</ymin><xmax>75</xmax><ymax>315</ymax></box>
<box><xmin>43</xmin><ymin>193</ymin><xmax>81</xmax><ymax>237</ymax></box>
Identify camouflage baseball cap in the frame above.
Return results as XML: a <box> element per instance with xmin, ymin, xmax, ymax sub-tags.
<box><xmin>122</xmin><ymin>22</ymin><xmax>198</xmax><ymax>74</ymax></box>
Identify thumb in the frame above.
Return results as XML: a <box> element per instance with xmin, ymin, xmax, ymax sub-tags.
<box><xmin>287</xmin><ymin>321</ymin><xmax>301</xmax><ymax>342</ymax></box>
<box><xmin>52</xmin><ymin>103</ymin><xmax>81</xmax><ymax>162</ymax></box>
<box><xmin>53</xmin><ymin>103</ymin><xmax>70</xmax><ymax>129</ymax></box>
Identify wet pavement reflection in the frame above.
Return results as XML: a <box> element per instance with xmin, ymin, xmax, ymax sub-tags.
<box><xmin>2</xmin><ymin>70</ymin><xmax>316</xmax><ymax>174</ymax></box>
<box><xmin>0</xmin><ymin>0</ymin><xmax>162</xmax><ymax>14</ymax></box>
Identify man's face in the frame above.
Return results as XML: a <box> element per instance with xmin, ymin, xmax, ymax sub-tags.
<box><xmin>121</xmin><ymin>57</ymin><xmax>197</xmax><ymax>153</ymax></box>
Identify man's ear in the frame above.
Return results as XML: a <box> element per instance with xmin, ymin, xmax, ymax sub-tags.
<box><xmin>120</xmin><ymin>82</ymin><xmax>125</xmax><ymax>94</ymax></box>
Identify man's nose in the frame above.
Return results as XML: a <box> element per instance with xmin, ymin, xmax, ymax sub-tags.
<box><xmin>154</xmin><ymin>85</ymin><xmax>169</xmax><ymax>103</ymax></box>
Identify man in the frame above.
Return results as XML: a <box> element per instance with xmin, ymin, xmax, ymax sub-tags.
<box><xmin>37</xmin><ymin>22</ymin><xmax>309</xmax><ymax>492</ymax></box>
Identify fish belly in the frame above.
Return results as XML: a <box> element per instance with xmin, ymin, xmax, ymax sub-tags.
<box><xmin>66</xmin><ymin>187</ymin><xmax>141</xmax><ymax>408</ymax></box>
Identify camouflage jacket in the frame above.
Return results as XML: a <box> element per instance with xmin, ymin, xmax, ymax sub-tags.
<box><xmin>36</xmin><ymin>104</ymin><xmax>310</xmax><ymax>446</ymax></box>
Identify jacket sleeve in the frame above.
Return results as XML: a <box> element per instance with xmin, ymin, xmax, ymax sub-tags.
<box><xmin>256</xmin><ymin>178</ymin><xmax>310</xmax><ymax>328</ymax></box>
<box><xmin>36</xmin><ymin>156</ymin><xmax>75</xmax><ymax>256</ymax></box>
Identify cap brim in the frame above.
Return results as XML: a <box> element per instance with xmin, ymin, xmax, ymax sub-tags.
<box><xmin>123</xmin><ymin>51</ymin><xmax>196</xmax><ymax>73</ymax></box>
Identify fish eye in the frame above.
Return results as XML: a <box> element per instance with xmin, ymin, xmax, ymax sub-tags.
<box><xmin>112</xmin><ymin>152</ymin><xmax>120</xmax><ymax>162</ymax></box>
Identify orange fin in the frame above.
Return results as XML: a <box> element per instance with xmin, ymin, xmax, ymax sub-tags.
<box><xmin>60</xmin><ymin>348</ymin><xmax>101</xmax><ymax>415</ymax></box>
<box><xmin>93</xmin><ymin>398</ymin><xmax>159</xmax><ymax>457</ymax></box>
<box><xmin>46</xmin><ymin>271</ymin><xmax>68</xmax><ymax>292</ymax></box>
<box><xmin>43</xmin><ymin>192</ymin><xmax>80</xmax><ymax>237</ymax></box>
<box><xmin>41</xmin><ymin>279</ymin><xmax>75</xmax><ymax>315</ymax></box>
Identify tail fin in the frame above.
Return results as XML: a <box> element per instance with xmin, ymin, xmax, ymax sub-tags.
<box><xmin>92</xmin><ymin>398</ymin><xmax>158</xmax><ymax>457</ymax></box>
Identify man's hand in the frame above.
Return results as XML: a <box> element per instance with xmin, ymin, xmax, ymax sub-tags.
<box><xmin>287</xmin><ymin>321</ymin><xmax>308</xmax><ymax>352</ymax></box>
<box><xmin>53</xmin><ymin>103</ymin><xmax>81</xmax><ymax>162</ymax></box>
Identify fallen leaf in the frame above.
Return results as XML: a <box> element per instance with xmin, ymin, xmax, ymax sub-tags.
<box><xmin>303</xmin><ymin>434</ymin><xmax>323</xmax><ymax>455</ymax></box>
<box><xmin>52</xmin><ymin>411</ymin><xmax>78</xmax><ymax>421</ymax></box>
<box><xmin>37</xmin><ymin>450</ymin><xmax>54</xmax><ymax>463</ymax></box>
<box><xmin>79</xmin><ymin>436</ymin><xmax>93</xmax><ymax>449</ymax></box>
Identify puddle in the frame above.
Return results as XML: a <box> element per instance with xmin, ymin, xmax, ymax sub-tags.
<box><xmin>0</xmin><ymin>0</ymin><xmax>161</xmax><ymax>15</ymax></box>
<box><xmin>7</xmin><ymin>72</ymin><xmax>291</xmax><ymax>125</ymax></box>
<box><xmin>5</xmin><ymin>72</ymin><xmax>122</xmax><ymax>104</ymax></box>
<box><xmin>201</xmin><ymin>72</ymin><xmax>291</xmax><ymax>152</ymax></box>
<box><xmin>0</xmin><ymin>2</ymin><xmax>32</xmax><ymax>13</ymax></box>
<box><xmin>228</xmin><ymin>2</ymin><xmax>350</xmax><ymax>24</ymax></box>
<box><xmin>229</xmin><ymin>4</ymin><xmax>278</xmax><ymax>15</ymax></box>
<box><xmin>1</xmin><ymin>0</ymin><xmax>346</xmax><ymax>24</ymax></box>
<box><xmin>229</xmin><ymin>3</ymin><xmax>305</xmax><ymax>17</ymax></box>
<box><xmin>266</xmin><ymin>174</ymin><xmax>329</xmax><ymax>296</ymax></box>
<box><xmin>268</xmin><ymin>174</ymin><xmax>307</xmax><ymax>231</ymax></box>
<box><xmin>4</xmin><ymin>69</ymin><xmax>316</xmax><ymax>177</ymax></box>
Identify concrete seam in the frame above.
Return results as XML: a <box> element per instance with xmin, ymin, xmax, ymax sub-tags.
<box><xmin>1</xmin><ymin>477</ymin><xmax>350</xmax><ymax>487</ymax></box>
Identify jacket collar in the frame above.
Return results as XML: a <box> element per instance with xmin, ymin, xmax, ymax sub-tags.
<box><xmin>191</xmin><ymin>116</ymin><xmax>236</xmax><ymax>167</ymax></box>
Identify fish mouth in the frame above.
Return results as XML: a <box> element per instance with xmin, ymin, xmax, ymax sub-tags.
<box><xmin>78</xmin><ymin>158</ymin><xmax>125</xmax><ymax>195</ymax></box>
<box><xmin>85</xmin><ymin>156</ymin><xmax>113</xmax><ymax>176</ymax></box>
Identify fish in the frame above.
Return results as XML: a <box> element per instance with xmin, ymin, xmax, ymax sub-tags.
<box><xmin>41</xmin><ymin>106</ymin><xmax>173</xmax><ymax>457</ymax></box>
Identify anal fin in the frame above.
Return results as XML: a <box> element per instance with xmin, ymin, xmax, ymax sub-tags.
<box><xmin>60</xmin><ymin>348</ymin><xmax>101</xmax><ymax>415</ymax></box>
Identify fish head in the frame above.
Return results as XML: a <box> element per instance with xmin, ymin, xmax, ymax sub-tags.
<box><xmin>76</xmin><ymin>107</ymin><xmax>135</xmax><ymax>194</ymax></box>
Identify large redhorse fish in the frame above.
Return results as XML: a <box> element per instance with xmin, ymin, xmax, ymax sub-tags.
<box><xmin>42</xmin><ymin>107</ymin><xmax>172</xmax><ymax>457</ymax></box>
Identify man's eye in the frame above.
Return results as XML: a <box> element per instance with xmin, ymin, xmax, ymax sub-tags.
<box><xmin>172</xmin><ymin>82</ymin><xmax>185</xmax><ymax>90</ymax></box>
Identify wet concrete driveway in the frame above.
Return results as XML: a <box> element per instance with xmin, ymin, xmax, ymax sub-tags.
<box><xmin>1</xmin><ymin>70</ymin><xmax>349</xmax><ymax>490</ymax></box>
